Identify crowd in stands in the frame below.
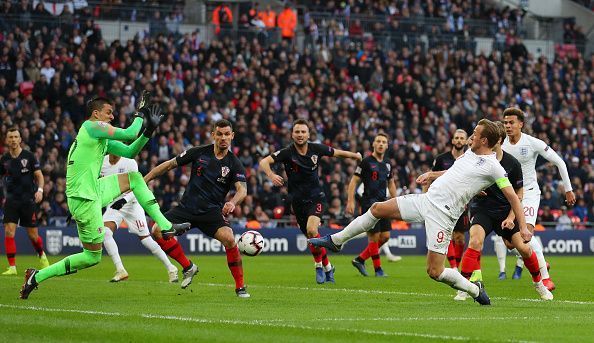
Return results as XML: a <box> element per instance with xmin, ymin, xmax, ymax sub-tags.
<box><xmin>0</xmin><ymin>1</ymin><xmax>593</xmax><ymax>230</ymax></box>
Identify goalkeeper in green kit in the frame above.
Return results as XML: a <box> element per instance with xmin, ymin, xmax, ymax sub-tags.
<box><xmin>20</xmin><ymin>93</ymin><xmax>190</xmax><ymax>299</ymax></box>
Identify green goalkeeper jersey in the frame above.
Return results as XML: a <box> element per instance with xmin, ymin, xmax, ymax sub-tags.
<box><xmin>66</xmin><ymin>118</ymin><xmax>147</xmax><ymax>200</ymax></box>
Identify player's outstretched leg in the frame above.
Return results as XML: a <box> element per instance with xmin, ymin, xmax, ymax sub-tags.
<box><xmin>20</xmin><ymin>248</ymin><xmax>102</xmax><ymax>299</ymax></box>
<box><xmin>126</xmin><ymin>172</ymin><xmax>190</xmax><ymax>235</ymax></box>
<box><xmin>310</xmin><ymin>209</ymin><xmax>380</xmax><ymax>252</ymax></box>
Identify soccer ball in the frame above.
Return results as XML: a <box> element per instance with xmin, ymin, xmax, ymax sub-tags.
<box><xmin>237</xmin><ymin>230</ymin><xmax>264</xmax><ymax>256</ymax></box>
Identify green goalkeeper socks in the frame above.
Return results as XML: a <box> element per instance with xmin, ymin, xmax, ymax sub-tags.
<box><xmin>128</xmin><ymin>171</ymin><xmax>172</xmax><ymax>230</ymax></box>
<box><xmin>36</xmin><ymin>248</ymin><xmax>102</xmax><ymax>283</ymax></box>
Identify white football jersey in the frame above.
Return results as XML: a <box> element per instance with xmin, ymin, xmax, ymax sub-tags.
<box><xmin>426</xmin><ymin>149</ymin><xmax>508</xmax><ymax>219</ymax></box>
<box><xmin>101</xmin><ymin>156</ymin><xmax>138</xmax><ymax>205</ymax></box>
<box><xmin>502</xmin><ymin>133</ymin><xmax>572</xmax><ymax>195</ymax></box>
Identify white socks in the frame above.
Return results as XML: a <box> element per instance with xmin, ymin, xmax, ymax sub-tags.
<box><xmin>529</xmin><ymin>237</ymin><xmax>549</xmax><ymax>279</ymax></box>
<box><xmin>437</xmin><ymin>268</ymin><xmax>479</xmax><ymax>298</ymax></box>
<box><xmin>140</xmin><ymin>237</ymin><xmax>177</xmax><ymax>272</ymax></box>
<box><xmin>493</xmin><ymin>236</ymin><xmax>507</xmax><ymax>273</ymax></box>
<box><xmin>332</xmin><ymin>210</ymin><xmax>379</xmax><ymax>245</ymax></box>
<box><xmin>103</xmin><ymin>229</ymin><xmax>125</xmax><ymax>272</ymax></box>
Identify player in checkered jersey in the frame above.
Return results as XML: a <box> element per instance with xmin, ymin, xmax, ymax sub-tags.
<box><xmin>502</xmin><ymin>108</ymin><xmax>575</xmax><ymax>291</ymax></box>
<box><xmin>100</xmin><ymin>154</ymin><xmax>179</xmax><ymax>283</ymax></box>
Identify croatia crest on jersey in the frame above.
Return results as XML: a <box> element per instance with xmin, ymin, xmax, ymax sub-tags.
<box><xmin>311</xmin><ymin>154</ymin><xmax>318</xmax><ymax>165</ymax></box>
<box><xmin>221</xmin><ymin>166</ymin><xmax>230</xmax><ymax>177</ymax></box>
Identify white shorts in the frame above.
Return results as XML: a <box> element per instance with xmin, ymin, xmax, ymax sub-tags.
<box><xmin>396</xmin><ymin>194</ymin><xmax>456</xmax><ymax>254</ymax></box>
<box><xmin>103</xmin><ymin>202</ymin><xmax>150</xmax><ymax>236</ymax></box>
<box><xmin>522</xmin><ymin>191</ymin><xmax>540</xmax><ymax>227</ymax></box>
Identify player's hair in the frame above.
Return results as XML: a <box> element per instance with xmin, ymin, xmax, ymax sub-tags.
<box><xmin>477</xmin><ymin>119</ymin><xmax>500</xmax><ymax>148</ymax></box>
<box><xmin>453</xmin><ymin>129</ymin><xmax>468</xmax><ymax>138</ymax></box>
<box><xmin>502</xmin><ymin>107</ymin><xmax>525</xmax><ymax>123</ymax></box>
<box><xmin>495</xmin><ymin>121</ymin><xmax>506</xmax><ymax>144</ymax></box>
<box><xmin>292</xmin><ymin>118</ymin><xmax>310</xmax><ymax>132</ymax></box>
<box><xmin>375</xmin><ymin>132</ymin><xmax>389</xmax><ymax>140</ymax></box>
<box><xmin>7</xmin><ymin>126</ymin><xmax>20</xmax><ymax>135</ymax></box>
<box><xmin>86</xmin><ymin>97</ymin><xmax>112</xmax><ymax>117</ymax></box>
<box><xmin>213</xmin><ymin>119</ymin><xmax>232</xmax><ymax>130</ymax></box>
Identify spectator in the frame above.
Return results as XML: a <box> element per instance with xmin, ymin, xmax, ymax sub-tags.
<box><xmin>555</xmin><ymin>206</ymin><xmax>573</xmax><ymax>231</ymax></box>
<box><xmin>213</xmin><ymin>2</ymin><xmax>233</xmax><ymax>36</ymax></box>
<box><xmin>277</xmin><ymin>4</ymin><xmax>297</xmax><ymax>42</ymax></box>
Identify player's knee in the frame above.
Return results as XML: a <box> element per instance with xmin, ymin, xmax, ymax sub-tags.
<box><xmin>306</xmin><ymin>229</ymin><xmax>319</xmax><ymax>239</ymax></box>
<box><xmin>469</xmin><ymin>237</ymin><xmax>483</xmax><ymax>251</ymax></box>
<box><xmin>151</xmin><ymin>225</ymin><xmax>162</xmax><ymax>240</ymax></box>
<box><xmin>84</xmin><ymin>249</ymin><xmax>102</xmax><ymax>266</ymax></box>
<box><xmin>426</xmin><ymin>265</ymin><xmax>442</xmax><ymax>280</ymax></box>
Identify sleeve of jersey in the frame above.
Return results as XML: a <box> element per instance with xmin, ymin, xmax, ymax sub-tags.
<box><xmin>511</xmin><ymin>159</ymin><xmax>523</xmax><ymax>190</ymax></box>
<box><xmin>232</xmin><ymin>158</ymin><xmax>247</xmax><ymax>183</ymax></box>
<box><xmin>32</xmin><ymin>153</ymin><xmax>41</xmax><ymax>171</ymax></box>
<box><xmin>84</xmin><ymin>117</ymin><xmax>143</xmax><ymax>141</ymax></box>
<box><xmin>313</xmin><ymin>143</ymin><xmax>334</xmax><ymax>157</ymax></box>
<box><xmin>175</xmin><ymin>146</ymin><xmax>201</xmax><ymax>166</ymax></box>
<box><xmin>493</xmin><ymin>164</ymin><xmax>512</xmax><ymax>189</ymax></box>
<box><xmin>106</xmin><ymin>135</ymin><xmax>150</xmax><ymax>158</ymax></box>
<box><xmin>535</xmin><ymin>139</ymin><xmax>573</xmax><ymax>192</ymax></box>
<box><xmin>270</xmin><ymin>147</ymin><xmax>289</xmax><ymax>162</ymax></box>
<box><xmin>431</xmin><ymin>157</ymin><xmax>442</xmax><ymax>171</ymax></box>
<box><xmin>354</xmin><ymin>160</ymin><xmax>364</xmax><ymax>177</ymax></box>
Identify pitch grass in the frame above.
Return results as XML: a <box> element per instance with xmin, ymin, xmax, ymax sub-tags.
<box><xmin>1</xmin><ymin>255</ymin><xmax>593</xmax><ymax>343</ymax></box>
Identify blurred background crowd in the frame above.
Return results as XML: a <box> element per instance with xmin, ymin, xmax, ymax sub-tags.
<box><xmin>0</xmin><ymin>0</ymin><xmax>592</xmax><ymax>230</ymax></box>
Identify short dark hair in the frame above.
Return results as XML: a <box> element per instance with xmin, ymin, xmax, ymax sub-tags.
<box><xmin>477</xmin><ymin>119</ymin><xmax>500</xmax><ymax>148</ymax></box>
<box><xmin>87</xmin><ymin>97</ymin><xmax>112</xmax><ymax>117</ymax></box>
<box><xmin>7</xmin><ymin>126</ymin><xmax>20</xmax><ymax>135</ymax></box>
<box><xmin>502</xmin><ymin>107</ymin><xmax>525</xmax><ymax>123</ymax></box>
<box><xmin>292</xmin><ymin>118</ymin><xmax>310</xmax><ymax>132</ymax></box>
<box><xmin>213</xmin><ymin>119</ymin><xmax>232</xmax><ymax>130</ymax></box>
<box><xmin>376</xmin><ymin>132</ymin><xmax>389</xmax><ymax>140</ymax></box>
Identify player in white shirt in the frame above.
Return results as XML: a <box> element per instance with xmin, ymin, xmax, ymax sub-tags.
<box><xmin>310</xmin><ymin>119</ymin><xmax>531</xmax><ymax>305</ymax></box>
<box><xmin>101</xmin><ymin>154</ymin><xmax>179</xmax><ymax>282</ymax></box>
<box><xmin>502</xmin><ymin>108</ymin><xmax>575</xmax><ymax>291</ymax></box>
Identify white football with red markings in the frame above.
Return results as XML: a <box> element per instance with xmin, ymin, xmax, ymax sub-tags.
<box><xmin>237</xmin><ymin>230</ymin><xmax>264</xmax><ymax>256</ymax></box>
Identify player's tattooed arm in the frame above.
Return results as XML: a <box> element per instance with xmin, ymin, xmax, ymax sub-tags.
<box><xmin>416</xmin><ymin>170</ymin><xmax>446</xmax><ymax>186</ymax></box>
<box><xmin>345</xmin><ymin>174</ymin><xmax>361</xmax><ymax>216</ymax></box>
<box><xmin>388</xmin><ymin>179</ymin><xmax>397</xmax><ymax>198</ymax></box>
<box><xmin>144</xmin><ymin>157</ymin><xmax>178</xmax><ymax>183</ymax></box>
<box><xmin>223</xmin><ymin>181</ymin><xmax>247</xmax><ymax>216</ymax></box>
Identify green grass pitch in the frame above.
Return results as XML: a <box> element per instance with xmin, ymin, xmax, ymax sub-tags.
<box><xmin>1</xmin><ymin>254</ymin><xmax>593</xmax><ymax>342</ymax></box>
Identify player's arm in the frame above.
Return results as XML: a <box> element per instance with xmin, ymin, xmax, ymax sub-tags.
<box><xmin>502</xmin><ymin>186</ymin><xmax>523</xmax><ymax>229</ymax></box>
<box><xmin>345</xmin><ymin>174</ymin><xmax>361</xmax><ymax>216</ymax></box>
<box><xmin>388</xmin><ymin>178</ymin><xmax>397</xmax><ymax>198</ymax></box>
<box><xmin>144</xmin><ymin>157</ymin><xmax>178</xmax><ymax>183</ymax></box>
<box><xmin>83</xmin><ymin>118</ymin><xmax>144</xmax><ymax>141</ymax></box>
<box><xmin>106</xmin><ymin>135</ymin><xmax>150</xmax><ymax>158</ymax></box>
<box><xmin>536</xmin><ymin>141</ymin><xmax>575</xmax><ymax>205</ymax></box>
<box><xmin>416</xmin><ymin>170</ymin><xmax>446</xmax><ymax>186</ymax></box>
<box><xmin>333</xmin><ymin>148</ymin><xmax>362</xmax><ymax>161</ymax></box>
<box><xmin>500</xmin><ymin>183</ymin><xmax>530</xmax><ymax>242</ymax></box>
<box><xmin>223</xmin><ymin>181</ymin><xmax>248</xmax><ymax>216</ymax></box>
<box><xmin>33</xmin><ymin>169</ymin><xmax>44</xmax><ymax>203</ymax></box>
<box><xmin>259</xmin><ymin>155</ymin><xmax>284</xmax><ymax>186</ymax></box>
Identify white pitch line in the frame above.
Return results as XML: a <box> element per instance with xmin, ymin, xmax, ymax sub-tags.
<box><xmin>0</xmin><ymin>303</ymin><xmax>535</xmax><ymax>343</ymax></box>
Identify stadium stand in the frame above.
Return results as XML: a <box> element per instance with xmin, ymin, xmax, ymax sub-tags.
<box><xmin>0</xmin><ymin>1</ymin><xmax>592</xmax><ymax>230</ymax></box>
